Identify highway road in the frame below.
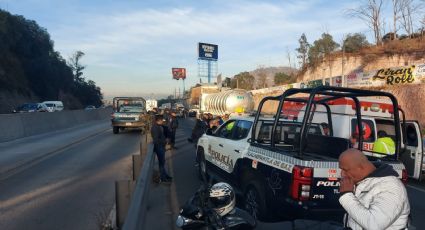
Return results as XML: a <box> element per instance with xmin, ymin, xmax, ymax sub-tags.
<box><xmin>0</xmin><ymin>118</ymin><xmax>424</xmax><ymax>230</ymax></box>
<box><xmin>0</xmin><ymin>121</ymin><xmax>140</xmax><ymax>230</ymax></box>
<box><xmin>145</xmin><ymin>117</ymin><xmax>425</xmax><ymax>230</ymax></box>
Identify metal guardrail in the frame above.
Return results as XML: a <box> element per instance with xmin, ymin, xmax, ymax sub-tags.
<box><xmin>117</xmin><ymin>133</ymin><xmax>155</xmax><ymax>230</ymax></box>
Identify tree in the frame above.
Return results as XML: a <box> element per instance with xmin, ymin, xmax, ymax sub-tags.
<box><xmin>230</xmin><ymin>72</ymin><xmax>255</xmax><ymax>90</ymax></box>
<box><xmin>398</xmin><ymin>0</ymin><xmax>423</xmax><ymax>37</ymax></box>
<box><xmin>274</xmin><ymin>72</ymin><xmax>294</xmax><ymax>85</ymax></box>
<box><xmin>296</xmin><ymin>33</ymin><xmax>310</xmax><ymax>67</ymax></box>
<box><xmin>68</xmin><ymin>51</ymin><xmax>85</xmax><ymax>83</ymax></box>
<box><xmin>308</xmin><ymin>33</ymin><xmax>340</xmax><ymax>65</ymax></box>
<box><xmin>343</xmin><ymin>33</ymin><xmax>370</xmax><ymax>52</ymax></box>
<box><xmin>257</xmin><ymin>65</ymin><xmax>268</xmax><ymax>88</ymax></box>
<box><xmin>0</xmin><ymin>9</ymin><xmax>103</xmax><ymax>110</ymax></box>
<box><xmin>347</xmin><ymin>0</ymin><xmax>385</xmax><ymax>44</ymax></box>
<box><xmin>392</xmin><ymin>0</ymin><xmax>403</xmax><ymax>39</ymax></box>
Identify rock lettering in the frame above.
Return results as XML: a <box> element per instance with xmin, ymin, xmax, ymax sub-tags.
<box><xmin>373</xmin><ymin>66</ymin><xmax>415</xmax><ymax>85</ymax></box>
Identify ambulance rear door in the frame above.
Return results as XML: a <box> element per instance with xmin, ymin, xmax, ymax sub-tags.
<box><xmin>400</xmin><ymin>121</ymin><xmax>423</xmax><ymax>180</ymax></box>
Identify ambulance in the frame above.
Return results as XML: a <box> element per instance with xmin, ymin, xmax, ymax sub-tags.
<box><xmin>287</xmin><ymin>96</ymin><xmax>424</xmax><ymax>180</ymax></box>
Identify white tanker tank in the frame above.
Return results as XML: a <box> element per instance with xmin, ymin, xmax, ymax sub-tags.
<box><xmin>203</xmin><ymin>89</ymin><xmax>255</xmax><ymax>115</ymax></box>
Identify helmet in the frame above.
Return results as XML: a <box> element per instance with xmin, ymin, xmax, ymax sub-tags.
<box><xmin>209</xmin><ymin>182</ymin><xmax>235</xmax><ymax>216</ymax></box>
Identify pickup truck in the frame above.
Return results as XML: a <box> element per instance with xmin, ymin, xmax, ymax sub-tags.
<box><xmin>111</xmin><ymin>97</ymin><xmax>150</xmax><ymax>134</ymax></box>
<box><xmin>196</xmin><ymin>86</ymin><xmax>418</xmax><ymax>221</ymax></box>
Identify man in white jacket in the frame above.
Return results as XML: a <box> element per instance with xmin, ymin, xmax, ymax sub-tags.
<box><xmin>338</xmin><ymin>149</ymin><xmax>410</xmax><ymax>230</ymax></box>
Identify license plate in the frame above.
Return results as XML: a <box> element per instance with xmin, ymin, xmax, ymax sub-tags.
<box><xmin>125</xmin><ymin>122</ymin><xmax>132</xmax><ymax>126</ymax></box>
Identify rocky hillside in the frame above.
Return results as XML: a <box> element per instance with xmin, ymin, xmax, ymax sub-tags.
<box><xmin>0</xmin><ymin>9</ymin><xmax>102</xmax><ymax>113</ymax></box>
<box><xmin>292</xmin><ymin>45</ymin><xmax>425</xmax><ymax>130</ymax></box>
<box><xmin>249</xmin><ymin>66</ymin><xmax>297</xmax><ymax>89</ymax></box>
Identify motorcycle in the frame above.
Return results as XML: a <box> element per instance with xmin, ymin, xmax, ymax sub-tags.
<box><xmin>175</xmin><ymin>184</ymin><xmax>256</xmax><ymax>230</ymax></box>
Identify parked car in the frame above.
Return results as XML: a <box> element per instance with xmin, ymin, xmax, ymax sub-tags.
<box><xmin>188</xmin><ymin>109</ymin><xmax>198</xmax><ymax>117</ymax></box>
<box><xmin>13</xmin><ymin>103</ymin><xmax>49</xmax><ymax>113</ymax></box>
<box><xmin>41</xmin><ymin>101</ymin><xmax>64</xmax><ymax>112</ymax></box>
<box><xmin>85</xmin><ymin>105</ymin><xmax>96</xmax><ymax>110</ymax></box>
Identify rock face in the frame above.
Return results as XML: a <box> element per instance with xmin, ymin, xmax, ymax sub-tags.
<box><xmin>299</xmin><ymin>53</ymin><xmax>425</xmax><ymax>82</ymax></box>
<box><xmin>385</xmin><ymin>84</ymin><xmax>425</xmax><ymax>129</ymax></box>
<box><xmin>249</xmin><ymin>54</ymin><xmax>425</xmax><ymax>131</ymax></box>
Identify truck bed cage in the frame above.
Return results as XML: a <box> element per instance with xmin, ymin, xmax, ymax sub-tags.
<box><xmin>113</xmin><ymin>97</ymin><xmax>147</xmax><ymax>111</ymax></box>
<box><xmin>251</xmin><ymin>86</ymin><xmax>402</xmax><ymax>159</ymax></box>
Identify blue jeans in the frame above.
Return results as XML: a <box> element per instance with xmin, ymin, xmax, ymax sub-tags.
<box><xmin>154</xmin><ymin>144</ymin><xmax>169</xmax><ymax>180</ymax></box>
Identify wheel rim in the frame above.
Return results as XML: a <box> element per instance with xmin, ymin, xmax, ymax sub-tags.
<box><xmin>245</xmin><ymin>187</ymin><xmax>259</xmax><ymax>220</ymax></box>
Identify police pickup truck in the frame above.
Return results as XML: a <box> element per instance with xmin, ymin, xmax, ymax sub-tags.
<box><xmin>196</xmin><ymin>86</ymin><xmax>419</xmax><ymax>221</ymax></box>
<box><xmin>111</xmin><ymin>97</ymin><xmax>150</xmax><ymax>134</ymax></box>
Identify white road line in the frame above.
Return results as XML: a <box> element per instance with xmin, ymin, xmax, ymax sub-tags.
<box><xmin>406</xmin><ymin>184</ymin><xmax>425</xmax><ymax>193</ymax></box>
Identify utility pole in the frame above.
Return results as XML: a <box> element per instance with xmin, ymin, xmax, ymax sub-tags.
<box><xmin>341</xmin><ymin>34</ymin><xmax>346</xmax><ymax>87</ymax></box>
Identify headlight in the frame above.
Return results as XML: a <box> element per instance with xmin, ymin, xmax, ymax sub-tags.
<box><xmin>176</xmin><ymin>215</ymin><xmax>185</xmax><ymax>228</ymax></box>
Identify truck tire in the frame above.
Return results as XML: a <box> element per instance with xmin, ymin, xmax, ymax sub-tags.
<box><xmin>243</xmin><ymin>177</ymin><xmax>268</xmax><ymax>221</ymax></box>
<box><xmin>113</xmin><ymin>126</ymin><xmax>119</xmax><ymax>134</ymax></box>
<box><xmin>197</xmin><ymin>150</ymin><xmax>209</xmax><ymax>182</ymax></box>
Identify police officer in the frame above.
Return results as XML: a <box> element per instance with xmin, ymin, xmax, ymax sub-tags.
<box><xmin>168</xmin><ymin>111</ymin><xmax>179</xmax><ymax>149</ymax></box>
<box><xmin>151</xmin><ymin>115</ymin><xmax>172</xmax><ymax>182</ymax></box>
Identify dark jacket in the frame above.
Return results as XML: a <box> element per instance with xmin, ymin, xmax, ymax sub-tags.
<box><xmin>168</xmin><ymin>117</ymin><xmax>179</xmax><ymax>131</ymax></box>
<box><xmin>151</xmin><ymin>123</ymin><xmax>166</xmax><ymax>147</ymax></box>
<box><xmin>191</xmin><ymin>119</ymin><xmax>208</xmax><ymax>141</ymax></box>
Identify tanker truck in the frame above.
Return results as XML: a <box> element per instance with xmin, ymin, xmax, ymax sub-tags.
<box><xmin>200</xmin><ymin>89</ymin><xmax>255</xmax><ymax>115</ymax></box>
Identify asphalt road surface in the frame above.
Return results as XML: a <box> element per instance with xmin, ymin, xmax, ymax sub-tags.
<box><xmin>1</xmin><ymin>118</ymin><xmax>424</xmax><ymax>230</ymax></box>
<box><xmin>0</xmin><ymin>122</ymin><xmax>141</xmax><ymax>230</ymax></box>
<box><xmin>145</xmin><ymin>117</ymin><xmax>425</xmax><ymax>230</ymax></box>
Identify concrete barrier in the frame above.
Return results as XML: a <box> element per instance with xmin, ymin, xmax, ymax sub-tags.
<box><xmin>0</xmin><ymin>108</ymin><xmax>112</xmax><ymax>142</ymax></box>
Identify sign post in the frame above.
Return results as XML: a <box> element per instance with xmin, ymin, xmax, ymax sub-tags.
<box><xmin>172</xmin><ymin>68</ymin><xmax>187</xmax><ymax>98</ymax></box>
<box><xmin>198</xmin><ymin>42</ymin><xmax>218</xmax><ymax>83</ymax></box>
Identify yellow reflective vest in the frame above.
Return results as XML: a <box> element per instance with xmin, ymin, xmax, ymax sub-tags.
<box><xmin>372</xmin><ymin>137</ymin><xmax>395</xmax><ymax>156</ymax></box>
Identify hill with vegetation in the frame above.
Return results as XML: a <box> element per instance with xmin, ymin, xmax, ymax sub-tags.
<box><xmin>0</xmin><ymin>9</ymin><xmax>102</xmax><ymax>113</ymax></box>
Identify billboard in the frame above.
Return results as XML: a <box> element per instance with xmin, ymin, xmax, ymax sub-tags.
<box><xmin>172</xmin><ymin>68</ymin><xmax>186</xmax><ymax>80</ymax></box>
<box><xmin>198</xmin><ymin>42</ymin><xmax>218</xmax><ymax>60</ymax></box>
<box><xmin>307</xmin><ymin>79</ymin><xmax>324</xmax><ymax>88</ymax></box>
<box><xmin>372</xmin><ymin>65</ymin><xmax>416</xmax><ymax>85</ymax></box>
<box><xmin>331</xmin><ymin>76</ymin><xmax>342</xmax><ymax>87</ymax></box>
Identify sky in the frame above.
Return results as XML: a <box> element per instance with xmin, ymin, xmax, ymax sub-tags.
<box><xmin>0</xmin><ymin>0</ymin><xmax>388</xmax><ymax>99</ymax></box>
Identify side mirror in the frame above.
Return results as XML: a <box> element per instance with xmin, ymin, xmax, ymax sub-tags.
<box><xmin>206</xmin><ymin>128</ymin><xmax>214</xmax><ymax>135</ymax></box>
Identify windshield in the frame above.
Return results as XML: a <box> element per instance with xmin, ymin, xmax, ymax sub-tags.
<box><xmin>119</xmin><ymin>105</ymin><xmax>145</xmax><ymax>113</ymax></box>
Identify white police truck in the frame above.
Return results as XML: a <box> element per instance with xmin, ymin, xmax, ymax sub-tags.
<box><xmin>196</xmin><ymin>86</ymin><xmax>420</xmax><ymax>221</ymax></box>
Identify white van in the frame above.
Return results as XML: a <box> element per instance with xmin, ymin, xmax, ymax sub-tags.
<box><xmin>41</xmin><ymin>101</ymin><xmax>64</xmax><ymax>112</ymax></box>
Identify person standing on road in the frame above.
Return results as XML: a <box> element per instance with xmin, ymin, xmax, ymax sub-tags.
<box><xmin>338</xmin><ymin>148</ymin><xmax>410</xmax><ymax>230</ymax></box>
<box><xmin>151</xmin><ymin>115</ymin><xmax>172</xmax><ymax>183</ymax></box>
<box><xmin>188</xmin><ymin>113</ymin><xmax>208</xmax><ymax>146</ymax></box>
<box><xmin>168</xmin><ymin>111</ymin><xmax>179</xmax><ymax>149</ymax></box>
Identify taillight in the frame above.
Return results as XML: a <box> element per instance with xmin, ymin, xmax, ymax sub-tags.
<box><xmin>290</xmin><ymin>166</ymin><xmax>313</xmax><ymax>201</ymax></box>
<box><xmin>401</xmin><ymin>169</ymin><xmax>408</xmax><ymax>184</ymax></box>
